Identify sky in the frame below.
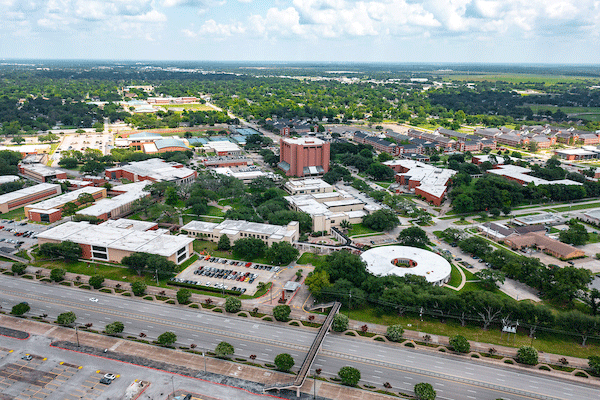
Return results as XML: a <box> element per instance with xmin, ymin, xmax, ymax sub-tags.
<box><xmin>1</xmin><ymin>0</ymin><xmax>599</xmax><ymax>64</ymax></box>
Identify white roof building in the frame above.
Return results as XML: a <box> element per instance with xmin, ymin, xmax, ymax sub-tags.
<box><xmin>181</xmin><ymin>219</ymin><xmax>299</xmax><ymax>246</ymax></box>
<box><xmin>105</xmin><ymin>159</ymin><xmax>197</xmax><ymax>184</ymax></box>
<box><xmin>37</xmin><ymin>221</ymin><xmax>193</xmax><ymax>264</ymax></box>
<box><xmin>76</xmin><ymin>181</ymin><xmax>150</xmax><ymax>220</ymax></box>
<box><xmin>360</xmin><ymin>246</ymin><xmax>451</xmax><ymax>286</ymax></box>
<box><xmin>284</xmin><ymin>178</ymin><xmax>334</xmax><ymax>195</ymax></box>
<box><xmin>487</xmin><ymin>165</ymin><xmax>583</xmax><ymax>186</ymax></box>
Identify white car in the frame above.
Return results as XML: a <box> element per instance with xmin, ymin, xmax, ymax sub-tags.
<box><xmin>89</xmin><ymin>298</ymin><xmax>98</xmax><ymax>302</ymax></box>
<box><xmin>103</xmin><ymin>373</ymin><xmax>116</xmax><ymax>380</ymax></box>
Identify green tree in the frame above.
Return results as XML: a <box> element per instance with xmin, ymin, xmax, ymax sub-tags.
<box><xmin>588</xmin><ymin>355</ymin><xmax>600</xmax><ymax>375</ymax></box>
<box><xmin>81</xmin><ymin>160</ymin><xmax>105</xmax><ymax>175</ymax></box>
<box><xmin>474</xmin><ymin>269</ymin><xmax>505</xmax><ymax>290</ymax></box>
<box><xmin>304</xmin><ymin>270</ymin><xmax>331</xmax><ymax>299</ymax></box>
<box><xmin>414</xmin><ymin>382</ymin><xmax>436</xmax><ymax>400</ymax></box>
<box><xmin>453</xmin><ymin>194</ymin><xmax>474</xmax><ymax>214</ymax></box>
<box><xmin>157</xmin><ymin>331</ymin><xmax>177</xmax><ymax>346</ymax></box>
<box><xmin>338</xmin><ymin>366</ymin><xmax>361</xmax><ymax>386</ymax></box>
<box><xmin>449</xmin><ymin>334</ymin><xmax>470</xmax><ymax>353</ymax></box>
<box><xmin>217</xmin><ymin>234</ymin><xmax>231</xmax><ymax>251</ymax></box>
<box><xmin>215</xmin><ymin>341</ymin><xmax>234</xmax><ymax>358</ymax></box>
<box><xmin>105</xmin><ymin>321</ymin><xmax>124</xmax><ymax>335</ymax></box>
<box><xmin>122</xmin><ymin>252</ymin><xmax>150</xmax><ymax>275</ymax></box>
<box><xmin>57</xmin><ymin>311</ymin><xmax>77</xmax><ymax>325</ymax></box>
<box><xmin>266</xmin><ymin>242</ymin><xmax>299</xmax><ymax>265</ymax></box>
<box><xmin>165</xmin><ymin>186</ymin><xmax>179</xmax><ymax>206</ymax></box>
<box><xmin>232</xmin><ymin>238</ymin><xmax>266</xmax><ymax>260</ymax></box>
<box><xmin>88</xmin><ymin>275</ymin><xmax>105</xmax><ymax>289</ymax></box>
<box><xmin>528</xmin><ymin>141</ymin><xmax>539</xmax><ymax>153</ymax></box>
<box><xmin>378</xmin><ymin>152</ymin><xmax>393</xmax><ymax>162</ymax></box>
<box><xmin>339</xmin><ymin>219</ymin><xmax>351</xmax><ymax>230</ymax></box>
<box><xmin>273</xmin><ymin>305</ymin><xmax>291</xmax><ymax>322</ymax></box>
<box><xmin>362</xmin><ymin>209</ymin><xmax>399</xmax><ymax>232</ymax></box>
<box><xmin>11</xmin><ymin>302</ymin><xmax>30</xmax><ymax>316</ymax></box>
<box><xmin>332</xmin><ymin>313</ymin><xmax>349</xmax><ymax>332</ymax></box>
<box><xmin>225</xmin><ymin>296</ymin><xmax>242</xmax><ymax>313</ymax></box>
<box><xmin>58</xmin><ymin>157</ymin><xmax>79</xmax><ymax>169</ymax></box>
<box><xmin>50</xmin><ymin>268</ymin><xmax>66</xmax><ymax>282</ymax></box>
<box><xmin>366</xmin><ymin>163</ymin><xmax>395</xmax><ymax>181</ymax></box>
<box><xmin>62</xmin><ymin>202</ymin><xmax>78</xmax><ymax>217</ymax></box>
<box><xmin>397</xmin><ymin>226</ymin><xmax>430</xmax><ymax>248</ymax></box>
<box><xmin>131</xmin><ymin>281</ymin><xmax>147</xmax><ymax>296</ymax></box>
<box><xmin>11</xmin><ymin>262</ymin><xmax>27</xmax><ymax>275</ymax></box>
<box><xmin>274</xmin><ymin>353</ymin><xmax>295</xmax><ymax>372</ymax></box>
<box><xmin>177</xmin><ymin>288</ymin><xmax>192</xmax><ymax>304</ymax></box>
<box><xmin>584</xmin><ymin>289</ymin><xmax>600</xmax><ymax>316</ymax></box>
<box><xmin>39</xmin><ymin>241</ymin><xmax>82</xmax><ymax>262</ymax></box>
<box><xmin>12</xmin><ymin>136</ymin><xmax>25</xmax><ymax>144</ymax></box>
<box><xmin>386</xmin><ymin>325</ymin><xmax>404</xmax><ymax>342</ymax></box>
<box><xmin>559</xmin><ymin>222</ymin><xmax>589</xmax><ymax>245</ymax></box>
<box><xmin>516</xmin><ymin>346</ymin><xmax>538</xmax><ymax>365</ymax></box>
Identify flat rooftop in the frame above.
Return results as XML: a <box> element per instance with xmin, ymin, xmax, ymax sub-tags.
<box><xmin>106</xmin><ymin>159</ymin><xmax>196</xmax><ymax>182</ymax></box>
<box><xmin>281</xmin><ymin>137</ymin><xmax>325</xmax><ymax>146</ymax></box>
<box><xmin>182</xmin><ymin>219</ymin><xmax>296</xmax><ymax>238</ymax></box>
<box><xmin>20</xmin><ymin>164</ymin><xmax>65</xmax><ymax>177</ymax></box>
<box><xmin>29</xmin><ymin>186</ymin><xmax>105</xmax><ymax>211</ymax></box>
<box><xmin>38</xmin><ymin>221</ymin><xmax>193</xmax><ymax>257</ymax></box>
<box><xmin>0</xmin><ymin>183</ymin><xmax>60</xmax><ymax>205</ymax></box>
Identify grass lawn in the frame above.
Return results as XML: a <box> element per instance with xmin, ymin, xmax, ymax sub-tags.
<box><xmin>32</xmin><ymin>260</ymin><xmax>169</xmax><ymax>288</ymax></box>
<box><xmin>193</xmin><ymin>240</ymin><xmax>232</xmax><ymax>259</ymax></box>
<box><xmin>206</xmin><ymin>205</ymin><xmax>225</xmax><ymax>217</ymax></box>
<box><xmin>347</xmin><ymin>306</ymin><xmax>600</xmax><ymax>358</ymax></box>
<box><xmin>377</xmin><ymin>182</ymin><xmax>392</xmax><ymax>189</ymax></box>
<box><xmin>348</xmin><ymin>223</ymin><xmax>380</xmax><ymax>237</ymax></box>
<box><xmin>587</xmin><ymin>232</ymin><xmax>600</xmax><ymax>244</ymax></box>
<box><xmin>447</xmin><ymin>264</ymin><xmax>463</xmax><ymax>288</ymax></box>
<box><xmin>552</xmin><ymin>202</ymin><xmax>600</xmax><ymax>212</ymax></box>
<box><xmin>1</xmin><ymin>207</ymin><xmax>26</xmax><ymax>221</ymax></box>
<box><xmin>296</xmin><ymin>253</ymin><xmax>327</xmax><ymax>268</ymax></box>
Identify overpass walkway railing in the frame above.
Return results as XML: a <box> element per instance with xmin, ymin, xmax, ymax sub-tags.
<box><xmin>263</xmin><ymin>301</ymin><xmax>341</xmax><ymax>397</ymax></box>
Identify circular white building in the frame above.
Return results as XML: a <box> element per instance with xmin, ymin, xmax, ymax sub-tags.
<box><xmin>360</xmin><ymin>246</ymin><xmax>451</xmax><ymax>286</ymax></box>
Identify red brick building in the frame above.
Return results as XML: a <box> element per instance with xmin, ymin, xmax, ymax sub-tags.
<box><xmin>278</xmin><ymin>137</ymin><xmax>330</xmax><ymax>177</ymax></box>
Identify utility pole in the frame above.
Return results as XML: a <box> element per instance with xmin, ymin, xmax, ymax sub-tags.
<box><xmin>75</xmin><ymin>325</ymin><xmax>80</xmax><ymax>347</ymax></box>
<box><xmin>171</xmin><ymin>375</ymin><xmax>175</xmax><ymax>397</ymax></box>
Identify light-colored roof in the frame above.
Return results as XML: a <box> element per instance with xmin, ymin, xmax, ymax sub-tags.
<box><xmin>181</xmin><ymin>219</ymin><xmax>297</xmax><ymax>239</ymax></box>
<box><xmin>38</xmin><ymin>221</ymin><xmax>193</xmax><ymax>257</ymax></box>
<box><xmin>29</xmin><ymin>186</ymin><xmax>105</xmax><ymax>211</ymax></box>
<box><xmin>284</xmin><ymin>178</ymin><xmax>332</xmax><ymax>192</ymax></box>
<box><xmin>281</xmin><ymin>137</ymin><xmax>325</xmax><ymax>146</ymax></box>
<box><xmin>488</xmin><ymin>165</ymin><xmax>583</xmax><ymax>186</ymax></box>
<box><xmin>128</xmin><ymin>132</ymin><xmax>163</xmax><ymax>140</ymax></box>
<box><xmin>101</xmin><ymin>219</ymin><xmax>158</xmax><ymax>231</ymax></box>
<box><xmin>203</xmin><ymin>141</ymin><xmax>241</xmax><ymax>152</ymax></box>
<box><xmin>0</xmin><ymin>175</ymin><xmax>20</xmax><ymax>184</ymax></box>
<box><xmin>76</xmin><ymin>188</ymin><xmax>148</xmax><ymax>217</ymax></box>
<box><xmin>155</xmin><ymin>138</ymin><xmax>188</xmax><ymax>150</ymax></box>
<box><xmin>0</xmin><ymin>183</ymin><xmax>60</xmax><ymax>206</ymax></box>
<box><xmin>361</xmin><ymin>246</ymin><xmax>451</xmax><ymax>284</ymax></box>
<box><xmin>20</xmin><ymin>164</ymin><xmax>66</xmax><ymax>177</ymax></box>
<box><xmin>106</xmin><ymin>159</ymin><xmax>196</xmax><ymax>182</ymax></box>
<box><xmin>211</xmin><ymin>167</ymin><xmax>265</xmax><ymax>181</ymax></box>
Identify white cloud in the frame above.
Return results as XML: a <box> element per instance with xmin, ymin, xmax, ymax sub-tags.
<box><xmin>196</xmin><ymin>19</ymin><xmax>246</xmax><ymax>37</ymax></box>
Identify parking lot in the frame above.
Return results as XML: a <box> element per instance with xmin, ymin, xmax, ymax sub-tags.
<box><xmin>0</xmin><ymin>347</ymin><xmax>125</xmax><ymax>400</ymax></box>
<box><xmin>173</xmin><ymin>256</ymin><xmax>279</xmax><ymax>296</ymax></box>
<box><xmin>56</xmin><ymin>133</ymin><xmax>113</xmax><ymax>157</ymax></box>
<box><xmin>0</xmin><ymin>220</ymin><xmax>49</xmax><ymax>253</ymax></box>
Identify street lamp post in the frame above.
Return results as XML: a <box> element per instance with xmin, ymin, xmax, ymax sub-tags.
<box><xmin>203</xmin><ymin>349</ymin><xmax>207</xmax><ymax>373</ymax></box>
<box><xmin>75</xmin><ymin>325</ymin><xmax>80</xmax><ymax>347</ymax></box>
<box><xmin>171</xmin><ymin>375</ymin><xmax>175</xmax><ymax>398</ymax></box>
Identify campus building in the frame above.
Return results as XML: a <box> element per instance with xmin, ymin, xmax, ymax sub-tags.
<box><xmin>37</xmin><ymin>220</ymin><xmax>194</xmax><ymax>265</ymax></box>
<box><xmin>278</xmin><ymin>137</ymin><xmax>330</xmax><ymax>177</ymax></box>
<box><xmin>18</xmin><ymin>163</ymin><xmax>68</xmax><ymax>183</ymax></box>
<box><xmin>487</xmin><ymin>165</ymin><xmax>583</xmax><ymax>187</ymax></box>
<box><xmin>25</xmin><ymin>186</ymin><xmax>107</xmax><ymax>223</ymax></box>
<box><xmin>384</xmin><ymin>160</ymin><xmax>456</xmax><ymax>206</ymax></box>
<box><xmin>120</xmin><ymin>132</ymin><xmax>190</xmax><ymax>154</ymax></box>
<box><xmin>285</xmin><ymin>188</ymin><xmax>381</xmax><ymax>233</ymax></box>
<box><xmin>284</xmin><ymin>178</ymin><xmax>334</xmax><ymax>196</ymax></box>
<box><xmin>181</xmin><ymin>219</ymin><xmax>300</xmax><ymax>246</ymax></box>
<box><xmin>0</xmin><ymin>183</ymin><xmax>62</xmax><ymax>214</ymax></box>
<box><xmin>75</xmin><ymin>182</ymin><xmax>151</xmax><ymax>221</ymax></box>
<box><xmin>105</xmin><ymin>159</ymin><xmax>197</xmax><ymax>184</ymax></box>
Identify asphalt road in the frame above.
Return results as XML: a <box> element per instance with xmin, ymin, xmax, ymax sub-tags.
<box><xmin>1</xmin><ymin>275</ymin><xmax>599</xmax><ymax>400</ymax></box>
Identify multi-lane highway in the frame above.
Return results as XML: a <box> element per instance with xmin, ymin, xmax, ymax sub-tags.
<box><xmin>1</xmin><ymin>275</ymin><xmax>598</xmax><ymax>400</ymax></box>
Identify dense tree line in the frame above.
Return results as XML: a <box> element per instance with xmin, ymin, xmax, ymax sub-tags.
<box><xmin>305</xmin><ymin>250</ymin><xmax>600</xmax><ymax>345</ymax></box>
